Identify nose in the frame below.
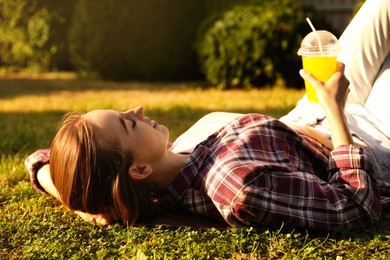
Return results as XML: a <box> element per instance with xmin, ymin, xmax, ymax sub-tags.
<box><xmin>124</xmin><ymin>106</ymin><xmax>144</xmax><ymax>121</ymax></box>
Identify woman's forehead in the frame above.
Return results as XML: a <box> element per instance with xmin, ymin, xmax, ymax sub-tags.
<box><xmin>83</xmin><ymin>110</ymin><xmax>123</xmax><ymax>145</ymax></box>
<box><xmin>83</xmin><ymin>109</ymin><xmax>116</xmax><ymax>121</ymax></box>
<box><xmin>82</xmin><ymin>110</ymin><xmax>120</xmax><ymax>131</ymax></box>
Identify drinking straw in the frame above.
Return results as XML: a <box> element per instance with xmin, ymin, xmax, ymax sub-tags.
<box><xmin>306</xmin><ymin>17</ymin><xmax>324</xmax><ymax>53</ymax></box>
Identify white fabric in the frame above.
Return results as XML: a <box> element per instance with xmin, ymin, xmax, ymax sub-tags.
<box><xmin>281</xmin><ymin>0</ymin><xmax>390</xmax><ymax>180</ymax></box>
<box><xmin>339</xmin><ymin>0</ymin><xmax>390</xmax><ymax>105</ymax></box>
<box><xmin>170</xmin><ymin>112</ymin><xmax>242</xmax><ymax>154</ymax></box>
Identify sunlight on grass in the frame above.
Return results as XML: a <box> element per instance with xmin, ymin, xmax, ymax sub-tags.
<box><xmin>2</xmin><ymin>75</ymin><xmax>390</xmax><ymax>259</ymax></box>
<box><xmin>0</xmin><ymin>81</ymin><xmax>303</xmax><ymax>115</ymax></box>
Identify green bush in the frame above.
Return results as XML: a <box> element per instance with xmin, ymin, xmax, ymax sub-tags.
<box><xmin>69</xmin><ymin>0</ymin><xmax>207</xmax><ymax>81</ymax></box>
<box><xmin>0</xmin><ymin>0</ymin><xmax>75</xmax><ymax>71</ymax></box>
<box><xmin>196</xmin><ymin>0</ymin><xmax>333</xmax><ymax>89</ymax></box>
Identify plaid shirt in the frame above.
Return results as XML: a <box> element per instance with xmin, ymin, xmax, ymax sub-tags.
<box><xmin>166</xmin><ymin>114</ymin><xmax>390</xmax><ymax>232</ymax></box>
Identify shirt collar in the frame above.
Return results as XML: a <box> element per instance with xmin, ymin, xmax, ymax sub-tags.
<box><xmin>165</xmin><ymin>143</ymin><xmax>211</xmax><ymax>201</ymax></box>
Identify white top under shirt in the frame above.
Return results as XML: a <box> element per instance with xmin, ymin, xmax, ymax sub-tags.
<box><xmin>170</xmin><ymin>112</ymin><xmax>242</xmax><ymax>154</ymax></box>
<box><xmin>169</xmin><ymin>108</ymin><xmax>390</xmax><ymax>182</ymax></box>
<box><xmin>280</xmin><ymin>96</ymin><xmax>390</xmax><ymax>181</ymax></box>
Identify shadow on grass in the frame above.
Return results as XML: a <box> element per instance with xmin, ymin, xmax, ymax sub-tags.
<box><xmin>0</xmin><ymin>77</ymin><xmax>203</xmax><ymax>99</ymax></box>
<box><xmin>0</xmin><ymin>111</ymin><xmax>62</xmax><ymax>155</ymax></box>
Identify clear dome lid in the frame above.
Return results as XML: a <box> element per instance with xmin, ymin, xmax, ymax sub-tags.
<box><xmin>298</xmin><ymin>30</ymin><xmax>340</xmax><ymax>56</ymax></box>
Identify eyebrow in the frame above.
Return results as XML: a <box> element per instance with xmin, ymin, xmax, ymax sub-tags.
<box><xmin>119</xmin><ymin>114</ymin><xmax>128</xmax><ymax>133</ymax></box>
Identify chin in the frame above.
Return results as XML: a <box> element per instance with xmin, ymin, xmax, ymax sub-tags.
<box><xmin>157</xmin><ymin>125</ymin><xmax>170</xmax><ymax>142</ymax></box>
<box><xmin>164</xmin><ymin>129</ymin><xmax>170</xmax><ymax>143</ymax></box>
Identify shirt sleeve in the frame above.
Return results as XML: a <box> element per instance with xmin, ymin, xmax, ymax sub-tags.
<box><xmin>226</xmin><ymin>145</ymin><xmax>382</xmax><ymax>232</ymax></box>
<box><xmin>326</xmin><ymin>145</ymin><xmax>381</xmax><ymax>226</ymax></box>
<box><xmin>24</xmin><ymin>148</ymin><xmax>50</xmax><ymax>194</ymax></box>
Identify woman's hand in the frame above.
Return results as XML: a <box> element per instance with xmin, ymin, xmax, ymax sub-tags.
<box><xmin>74</xmin><ymin>211</ymin><xmax>116</xmax><ymax>226</ymax></box>
<box><xmin>299</xmin><ymin>62</ymin><xmax>354</xmax><ymax>147</ymax></box>
<box><xmin>300</xmin><ymin>62</ymin><xmax>350</xmax><ymax>113</ymax></box>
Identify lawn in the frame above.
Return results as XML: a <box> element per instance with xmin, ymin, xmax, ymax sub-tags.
<box><xmin>1</xmin><ymin>73</ymin><xmax>390</xmax><ymax>259</ymax></box>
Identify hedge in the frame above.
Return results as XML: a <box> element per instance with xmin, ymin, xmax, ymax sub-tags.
<box><xmin>68</xmin><ymin>0</ymin><xmax>207</xmax><ymax>80</ymax></box>
<box><xmin>196</xmin><ymin>0</ymin><xmax>333</xmax><ymax>89</ymax></box>
<box><xmin>0</xmin><ymin>0</ymin><xmax>75</xmax><ymax>71</ymax></box>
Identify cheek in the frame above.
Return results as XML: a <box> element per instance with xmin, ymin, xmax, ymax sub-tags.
<box><xmin>132</xmin><ymin>125</ymin><xmax>168</xmax><ymax>150</ymax></box>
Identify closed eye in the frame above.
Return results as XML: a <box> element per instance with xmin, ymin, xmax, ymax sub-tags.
<box><xmin>129</xmin><ymin>118</ymin><xmax>137</xmax><ymax>128</ymax></box>
<box><xmin>119</xmin><ymin>115</ymin><xmax>128</xmax><ymax>133</ymax></box>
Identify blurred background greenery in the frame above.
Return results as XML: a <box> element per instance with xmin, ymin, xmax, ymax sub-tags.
<box><xmin>0</xmin><ymin>0</ymin><xmax>365</xmax><ymax>88</ymax></box>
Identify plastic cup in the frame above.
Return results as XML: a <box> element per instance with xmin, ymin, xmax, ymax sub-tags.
<box><xmin>298</xmin><ymin>30</ymin><xmax>340</xmax><ymax>103</ymax></box>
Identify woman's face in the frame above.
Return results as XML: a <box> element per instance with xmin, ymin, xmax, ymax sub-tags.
<box><xmin>83</xmin><ymin>106</ymin><xmax>170</xmax><ymax>165</ymax></box>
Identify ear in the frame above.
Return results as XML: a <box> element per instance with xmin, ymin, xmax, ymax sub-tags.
<box><xmin>128</xmin><ymin>164</ymin><xmax>153</xmax><ymax>182</ymax></box>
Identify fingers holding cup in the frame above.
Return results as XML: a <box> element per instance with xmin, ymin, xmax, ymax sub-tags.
<box><xmin>299</xmin><ymin>62</ymin><xmax>350</xmax><ymax>110</ymax></box>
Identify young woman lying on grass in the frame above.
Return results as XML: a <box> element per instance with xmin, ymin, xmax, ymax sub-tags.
<box><xmin>26</xmin><ymin>0</ymin><xmax>390</xmax><ymax>232</ymax></box>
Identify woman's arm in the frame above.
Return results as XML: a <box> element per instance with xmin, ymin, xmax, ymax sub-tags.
<box><xmin>299</xmin><ymin>62</ymin><xmax>353</xmax><ymax>147</ymax></box>
<box><xmin>36</xmin><ymin>164</ymin><xmax>60</xmax><ymax>199</ymax></box>
<box><xmin>284</xmin><ymin>63</ymin><xmax>351</xmax><ymax>150</ymax></box>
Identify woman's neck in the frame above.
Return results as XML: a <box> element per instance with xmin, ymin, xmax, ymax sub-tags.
<box><xmin>147</xmin><ymin>152</ymin><xmax>191</xmax><ymax>192</ymax></box>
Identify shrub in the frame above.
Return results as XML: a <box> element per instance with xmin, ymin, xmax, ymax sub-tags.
<box><xmin>69</xmin><ymin>0</ymin><xmax>207</xmax><ymax>81</ymax></box>
<box><xmin>0</xmin><ymin>0</ymin><xmax>75</xmax><ymax>71</ymax></box>
<box><xmin>196</xmin><ymin>0</ymin><xmax>333</xmax><ymax>89</ymax></box>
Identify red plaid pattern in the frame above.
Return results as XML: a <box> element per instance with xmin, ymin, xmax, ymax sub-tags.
<box><xmin>25</xmin><ymin>148</ymin><xmax>50</xmax><ymax>194</ymax></box>
<box><xmin>166</xmin><ymin>114</ymin><xmax>388</xmax><ymax>232</ymax></box>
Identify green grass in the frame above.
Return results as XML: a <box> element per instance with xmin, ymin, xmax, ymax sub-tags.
<box><xmin>1</xmin><ymin>74</ymin><xmax>390</xmax><ymax>259</ymax></box>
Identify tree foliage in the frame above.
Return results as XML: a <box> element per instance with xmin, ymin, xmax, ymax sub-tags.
<box><xmin>68</xmin><ymin>0</ymin><xmax>207</xmax><ymax>80</ymax></box>
<box><xmin>1</xmin><ymin>0</ymin><xmax>355</xmax><ymax>85</ymax></box>
<box><xmin>196</xmin><ymin>0</ymin><xmax>333</xmax><ymax>89</ymax></box>
<box><xmin>0</xmin><ymin>0</ymin><xmax>75</xmax><ymax>71</ymax></box>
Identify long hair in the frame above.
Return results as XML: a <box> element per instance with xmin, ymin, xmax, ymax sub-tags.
<box><xmin>50</xmin><ymin>112</ymin><xmax>228</xmax><ymax>229</ymax></box>
<box><xmin>50</xmin><ymin>112</ymin><xmax>155</xmax><ymax>226</ymax></box>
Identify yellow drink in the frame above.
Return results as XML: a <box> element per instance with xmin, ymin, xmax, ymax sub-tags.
<box><xmin>302</xmin><ymin>56</ymin><xmax>337</xmax><ymax>103</ymax></box>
